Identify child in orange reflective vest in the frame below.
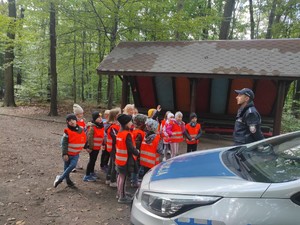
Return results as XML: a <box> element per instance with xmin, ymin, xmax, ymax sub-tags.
<box><xmin>184</xmin><ymin>113</ymin><xmax>202</xmax><ymax>153</ymax></box>
<box><xmin>72</xmin><ymin>103</ymin><xmax>86</xmax><ymax>171</ymax></box>
<box><xmin>139</xmin><ymin>118</ymin><xmax>163</xmax><ymax>178</ymax></box>
<box><xmin>160</xmin><ymin>111</ymin><xmax>171</xmax><ymax>161</ymax></box>
<box><xmin>105</xmin><ymin>107</ymin><xmax>121</xmax><ymax>187</ymax></box>
<box><xmin>54</xmin><ymin>114</ymin><xmax>87</xmax><ymax>188</ymax></box>
<box><xmin>115</xmin><ymin>114</ymin><xmax>140</xmax><ymax>204</ymax></box>
<box><xmin>132</xmin><ymin>114</ymin><xmax>147</xmax><ymax>187</ymax></box>
<box><xmin>100</xmin><ymin>110</ymin><xmax>110</xmax><ymax>172</ymax></box>
<box><xmin>166</xmin><ymin>111</ymin><xmax>185</xmax><ymax>158</ymax></box>
<box><xmin>83</xmin><ymin>111</ymin><xmax>105</xmax><ymax>182</ymax></box>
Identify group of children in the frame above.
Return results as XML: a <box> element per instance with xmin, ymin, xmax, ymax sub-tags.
<box><xmin>54</xmin><ymin>103</ymin><xmax>202</xmax><ymax>204</ymax></box>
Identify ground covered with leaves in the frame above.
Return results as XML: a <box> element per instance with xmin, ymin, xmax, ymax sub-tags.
<box><xmin>0</xmin><ymin>104</ymin><xmax>232</xmax><ymax>225</ymax></box>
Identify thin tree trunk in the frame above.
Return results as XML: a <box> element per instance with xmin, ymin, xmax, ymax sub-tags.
<box><xmin>266</xmin><ymin>0</ymin><xmax>277</xmax><ymax>39</ymax></box>
<box><xmin>175</xmin><ymin>0</ymin><xmax>184</xmax><ymax>40</ymax></box>
<box><xmin>229</xmin><ymin>0</ymin><xmax>239</xmax><ymax>39</ymax></box>
<box><xmin>249</xmin><ymin>0</ymin><xmax>255</xmax><ymax>39</ymax></box>
<box><xmin>107</xmin><ymin>0</ymin><xmax>121</xmax><ymax>109</ymax></box>
<box><xmin>3</xmin><ymin>0</ymin><xmax>16</xmax><ymax>107</ymax></box>
<box><xmin>48</xmin><ymin>2</ymin><xmax>58</xmax><ymax>116</ymax></box>
<box><xmin>81</xmin><ymin>31</ymin><xmax>86</xmax><ymax>102</ymax></box>
<box><xmin>219</xmin><ymin>0</ymin><xmax>236</xmax><ymax>40</ymax></box>
<box><xmin>202</xmin><ymin>0</ymin><xmax>211</xmax><ymax>40</ymax></box>
<box><xmin>97</xmin><ymin>30</ymin><xmax>103</xmax><ymax>104</ymax></box>
<box><xmin>73</xmin><ymin>29</ymin><xmax>77</xmax><ymax>103</ymax></box>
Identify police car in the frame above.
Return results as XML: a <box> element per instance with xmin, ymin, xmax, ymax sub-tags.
<box><xmin>131</xmin><ymin>131</ymin><xmax>300</xmax><ymax>225</ymax></box>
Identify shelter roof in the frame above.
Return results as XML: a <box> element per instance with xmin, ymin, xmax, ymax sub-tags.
<box><xmin>97</xmin><ymin>39</ymin><xmax>300</xmax><ymax>79</ymax></box>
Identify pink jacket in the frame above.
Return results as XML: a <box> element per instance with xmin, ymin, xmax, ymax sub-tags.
<box><xmin>166</xmin><ymin>119</ymin><xmax>185</xmax><ymax>137</ymax></box>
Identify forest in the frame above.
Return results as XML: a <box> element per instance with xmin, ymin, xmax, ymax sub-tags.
<box><xmin>0</xmin><ymin>0</ymin><xmax>299</xmax><ymax>130</ymax></box>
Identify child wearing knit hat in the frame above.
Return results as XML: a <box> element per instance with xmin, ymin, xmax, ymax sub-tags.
<box><xmin>165</xmin><ymin>111</ymin><xmax>185</xmax><ymax>158</ymax></box>
<box><xmin>184</xmin><ymin>113</ymin><xmax>202</xmax><ymax>153</ymax></box>
<box><xmin>83</xmin><ymin>111</ymin><xmax>105</xmax><ymax>182</ymax></box>
<box><xmin>131</xmin><ymin>114</ymin><xmax>147</xmax><ymax>187</ymax></box>
<box><xmin>115</xmin><ymin>114</ymin><xmax>140</xmax><ymax>204</ymax></box>
<box><xmin>53</xmin><ymin>114</ymin><xmax>87</xmax><ymax>188</ymax></box>
<box><xmin>73</xmin><ymin>104</ymin><xmax>86</xmax><ymax>130</ymax></box>
<box><xmin>139</xmin><ymin>118</ymin><xmax>163</xmax><ymax>178</ymax></box>
<box><xmin>72</xmin><ymin>103</ymin><xmax>86</xmax><ymax>171</ymax></box>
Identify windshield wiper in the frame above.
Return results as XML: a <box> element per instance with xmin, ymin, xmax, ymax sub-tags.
<box><xmin>234</xmin><ymin>152</ymin><xmax>251</xmax><ymax>173</ymax></box>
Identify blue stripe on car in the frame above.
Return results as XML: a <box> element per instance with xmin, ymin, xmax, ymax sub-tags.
<box><xmin>151</xmin><ymin>151</ymin><xmax>235</xmax><ymax>181</ymax></box>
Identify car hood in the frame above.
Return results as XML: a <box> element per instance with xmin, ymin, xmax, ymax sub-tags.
<box><xmin>147</xmin><ymin>149</ymin><xmax>271</xmax><ymax>198</ymax></box>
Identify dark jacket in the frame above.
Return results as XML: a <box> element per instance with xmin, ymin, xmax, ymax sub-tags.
<box><xmin>233</xmin><ymin>101</ymin><xmax>264</xmax><ymax>145</ymax></box>
<box><xmin>116</xmin><ymin>128</ymin><xmax>140</xmax><ymax>175</ymax></box>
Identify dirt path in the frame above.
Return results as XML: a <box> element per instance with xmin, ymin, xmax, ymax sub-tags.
<box><xmin>0</xmin><ymin>106</ymin><xmax>232</xmax><ymax>225</ymax></box>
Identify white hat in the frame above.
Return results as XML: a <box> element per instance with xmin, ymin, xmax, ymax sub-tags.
<box><xmin>73</xmin><ymin>104</ymin><xmax>84</xmax><ymax>115</ymax></box>
<box><xmin>167</xmin><ymin>113</ymin><xmax>174</xmax><ymax>120</ymax></box>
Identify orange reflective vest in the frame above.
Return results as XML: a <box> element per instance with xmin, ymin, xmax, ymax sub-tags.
<box><xmin>115</xmin><ymin>130</ymin><xmax>131</xmax><ymax>166</ymax></box>
<box><xmin>185</xmin><ymin>123</ymin><xmax>201</xmax><ymax>144</ymax></box>
<box><xmin>169</xmin><ymin>120</ymin><xmax>184</xmax><ymax>143</ymax></box>
<box><xmin>91</xmin><ymin>126</ymin><xmax>104</xmax><ymax>150</ymax></box>
<box><xmin>106</xmin><ymin>123</ymin><xmax>120</xmax><ymax>153</ymax></box>
<box><xmin>140</xmin><ymin>134</ymin><xmax>161</xmax><ymax>169</ymax></box>
<box><xmin>64</xmin><ymin>128</ymin><xmax>87</xmax><ymax>156</ymax></box>
<box><xmin>132</xmin><ymin>129</ymin><xmax>146</xmax><ymax>147</ymax></box>
<box><xmin>77</xmin><ymin>119</ymin><xmax>86</xmax><ymax>129</ymax></box>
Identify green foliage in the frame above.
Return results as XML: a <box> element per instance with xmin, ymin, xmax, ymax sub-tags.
<box><xmin>281</xmin><ymin>83</ymin><xmax>300</xmax><ymax>133</ymax></box>
<box><xmin>0</xmin><ymin>0</ymin><xmax>299</xmax><ymax>107</ymax></box>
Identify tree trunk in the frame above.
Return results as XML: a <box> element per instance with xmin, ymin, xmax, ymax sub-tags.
<box><xmin>229</xmin><ymin>0</ymin><xmax>239</xmax><ymax>39</ymax></box>
<box><xmin>249</xmin><ymin>0</ymin><xmax>255</xmax><ymax>39</ymax></box>
<box><xmin>3</xmin><ymin>0</ymin><xmax>16</xmax><ymax>107</ymax></box>
<box><xmin>219</xmin><ymin>0</ymin><xmax>236</xmax><ymax>40</ymax></box>
<box><xmin>97</xmin><ymin>30</ymin><xmax>104</xmax><ymax>104</ymax></box>
<box><xmin>81</xmin><ymin>31</ymin><xmax>86</xmax><ymax>102</ymax></box>
<box><xmin>266</xmin><ymin>0</ymin><xmax>277</xmax><ymax>39</ymax></box>
<box><xmin>175</xmin><ymin>0</ymin><xmax>184</xmax><ymax>40</ymax></box>
<box><xmin>107</xmin><ymin>0</ymin><xmax>121</xmax><ymax>109</ymax></box>
<box><xmin>202</xmin><ymin>0</ymin><xmax>211</xmax><ymax>40</ymax></box>
<box><xmin>73</xmin><ymin>29</ymin><xmax>77</xmax><ymax>103</ymax></box>
<box><xmin>48</xmin><ymin>2</ymin><xmax>58</xmax><ymax>116</ymax></box>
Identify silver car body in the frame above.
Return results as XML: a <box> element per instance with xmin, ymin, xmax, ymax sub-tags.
<box><xmin>131</xmin><ymin>132</ymin><xmax>300</xmax><ymax>225</ymax></box>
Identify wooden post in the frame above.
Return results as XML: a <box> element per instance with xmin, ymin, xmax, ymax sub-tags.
<box><xmin>273</xmin><ymin>81</ymin><xmax>286</xmax><ymax>135</ymax></box>
<box><xmin>190</xmin><ymin>78</ymin><xmax>197</xmax><ymax>113</ymax></box>
<box><xmin>121</xmin><ymin>76</ymin><xmax>129</xmax><ymax>110</ymax></box>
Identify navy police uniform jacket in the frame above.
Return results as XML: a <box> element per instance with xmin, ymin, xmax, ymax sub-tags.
<box><xmin>233</xmin><ymin>101</ymin><xmax>264</xmax><ymax>145</ymax></box>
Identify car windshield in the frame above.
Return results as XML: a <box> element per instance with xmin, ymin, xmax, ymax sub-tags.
<box><xmin>224</xmin><ymin>133</ymin><xmax>300</xmax><ymax>183</ymax></box>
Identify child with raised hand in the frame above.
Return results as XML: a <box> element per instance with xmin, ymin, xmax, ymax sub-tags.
<box><xmin>54</xmin><ymin>114</ymin><xmax>87</xmax><ymax>188</ymax></box>
<box><xmin>166</xmin><ymin>111</ymin><xmax>185</xmax><ymax>158</ymax></box>
<box><xmin>83</xmin><ymin>111</ymin><xmax>105</xmax><ymax>182</ymax></box>
<box><xmin>115</xmin><ymin>114</ymin><xmax>140</xmax><ymax>204</ymax></box>
<box><xmin>184</xmin><ymin>113</ymin><xmax>202</xmax><ymax>153</ymax></box>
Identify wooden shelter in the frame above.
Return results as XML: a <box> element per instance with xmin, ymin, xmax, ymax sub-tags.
<box><xmin>97</xmin><ymin>39</ymin><xmax>300</xmax><ymax>136</ymax></box>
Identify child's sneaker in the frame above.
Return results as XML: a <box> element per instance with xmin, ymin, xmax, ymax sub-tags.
<box><xmin>83</xmin><ymin>175</ymin><xmax>96</xmax><ymax>182</ymax></box>
<box><xmin>53</xmin><ymin>175</ymin><xmax>62</xmax><ymax>188</ymax></box>
<box><xmin>131</xmin><ymin>182</ymin><xmax>140</xmax><ymax>188</ymax></box>
<box><xmin>118</xmin><ymin>196</ymin><xmax>132</xmax><ymax>204</ymax></box>
<box><xmin>66</xmin><ymin>180</ymin><xmax>75</xmax><ymax>187</ymax></box>
<box><xmin>90</xmin><ymin>172</ymin><xmax>99</xmax><ymax>179</ymax></box>
<box><xmin>109</xmin><ymin>182</ymin><xmax>117</xmax><ymax>187</ymax></box>
<box><xmin>101</xmin><ymin>166</ymin><xmax>108</xmax><ymax>173</ymax></box>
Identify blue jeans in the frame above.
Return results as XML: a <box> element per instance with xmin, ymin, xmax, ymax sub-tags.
<box><xmin>60</xmin><ymin>154</ymin><xmax>79</xmax><ymax>182</ymax></box>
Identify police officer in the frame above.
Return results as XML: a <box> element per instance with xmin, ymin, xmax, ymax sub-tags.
<box><xmin>233</xmin><ymin>88</ymin><xmax>264</xmax><ymax>145</ymax></box>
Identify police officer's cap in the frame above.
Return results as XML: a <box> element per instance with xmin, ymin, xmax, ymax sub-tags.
<box><xmin>235</xmin><ymin>88</ymin><xmax>254</xmax><ymax>100</ymax></box>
